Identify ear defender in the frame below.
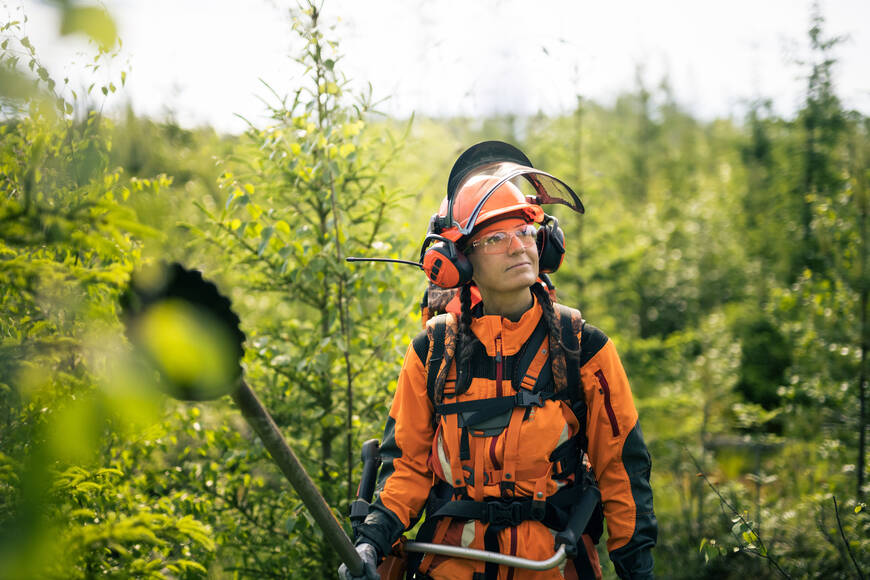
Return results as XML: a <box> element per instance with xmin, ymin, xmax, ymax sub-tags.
<box><xmin>422</xmin><ymin>240</ymin><xmax>474</xmax><ymax>288</ymax></box>
<box><xmin>537</xmin><ymin>214</ymin><xmax>566</xmax><ymax>274</ymax></box>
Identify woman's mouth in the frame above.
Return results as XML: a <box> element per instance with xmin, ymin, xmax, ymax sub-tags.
<box><xmin>506</xmin><ymin>262</ymin><xmax>531</xmax><ymax>271</ymax></box>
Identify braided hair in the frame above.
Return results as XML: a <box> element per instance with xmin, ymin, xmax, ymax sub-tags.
<box><xmin>432</xmin><ymin>283</ymin><xmax>475</xmax><ymax>405</ymax></box>
<box><xmin>454</xmin><ymin>283</ymin><xmax>476</xmax><ymax>397</ymax></box>
<box><xmin>531</xmin><ymin>283</ymin><xmax>579</xmax><ymax>393</ymax></box>
<box><xmin>448</xmin><ymin>281</ymin><xmax>580</xmax><ymax>399</ymax></box>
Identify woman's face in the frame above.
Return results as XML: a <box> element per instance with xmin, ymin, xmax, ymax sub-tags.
<box><xmin>466</xmin><ymin>218</ymin><xmax>539</xmax><ymax>295</ymax></box>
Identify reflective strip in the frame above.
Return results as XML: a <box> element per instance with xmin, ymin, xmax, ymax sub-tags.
<box><xmin>461</xmin><ymin>520</ymin><xmax>476</xmax><ymax>548</ymax></box>
<box><xmin>556</xmin><ymin>422</ymin><xmax>572</xmax><ymax>448</ymax></box>
<box><xmin>436</xmin><ymin>428</ymin><xmax>452</xmax><ymax>484</ymax></box>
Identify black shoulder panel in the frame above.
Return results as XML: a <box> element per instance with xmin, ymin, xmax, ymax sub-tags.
<box><xmin>580</xmin><ymin>324</ymin><xmax>608</xmax><ymax>367</ymax></box>
<box><xmin>411</xmin><ymin>329</ymin><xmax>429</xmax><ymax>364</ymax></box>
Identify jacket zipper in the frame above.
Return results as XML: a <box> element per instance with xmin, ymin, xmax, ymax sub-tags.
<box><xmin>595</xmin><ymin>370</ymin><xmax>620</xmax><ymax>436</ymax></box>
<box><xmin>495</xmin><ymin>333</ymin><xmax>503</xmax><ymax>397</ymax></box>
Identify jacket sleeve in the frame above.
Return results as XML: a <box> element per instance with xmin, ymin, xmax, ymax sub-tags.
<box><xmin>579</xmin><ymin>324</ymin><xmax>657</xmax><ymax>579</ymax></box>
<box><xmin>355</xmin><ymin>331</ymin><xmax>435</xmax><ymax>559</ymax></box>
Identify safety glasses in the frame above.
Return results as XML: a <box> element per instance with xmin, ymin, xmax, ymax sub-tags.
<box><xmin>468</xmin><ymin>224</ymin><xmax>538</xmax><ymax>254</ymax></box>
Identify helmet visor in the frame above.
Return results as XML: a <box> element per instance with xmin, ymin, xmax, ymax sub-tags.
<box><xmin>449</xmin><ymin>161</ymin><xmax>584</xmax><ymax>235</ymax></box>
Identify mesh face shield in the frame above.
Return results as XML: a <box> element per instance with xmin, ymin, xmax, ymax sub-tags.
<box><xmin>440</xmin><ymin>160</ymin><xmax>585</xmax><ymax>236</ymax></box>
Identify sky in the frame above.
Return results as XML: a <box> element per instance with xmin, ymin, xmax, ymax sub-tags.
<box><xmin>16</xmin><ymin>0</ymin><xmax>870</xmax><ymax>133</ymax></box>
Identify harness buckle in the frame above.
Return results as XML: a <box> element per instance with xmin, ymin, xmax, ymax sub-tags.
<box><xmin>515</xmin><ymin>389</ymin><xmax>544</xmax><ymax>407</ymax></box>
<box><xmin>463</xmin><ymin>465</ymin><xmax>474</xmax><ymax>487</ymax></box>
<box><xmin>500</xmin><ymin>480</ymin><xmax>516</xmax><ymax>496</ymax></box>
<box><xmin>485</xmin><ymin>501</ymin><xmax>524</xmax><ymax>527</ymax></box>
<box><xmin>531</xmin><ymin>499</ymin><xmax>546</xmax><ymax>521</ymax></box>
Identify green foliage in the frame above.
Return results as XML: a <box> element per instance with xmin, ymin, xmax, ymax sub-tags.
<box><xmin>1</xmin><ymin>1</ymin><xmax>868</xmax><ymax>578</ymax></box>
<box><xmin>174</xmin><ymin>2</ymin><xmax>417</xmax><ymax>576</ymax></box>
<box><xmin>0</xmin><ymin>13</ymin><xmax>217</xmax><ymax>580</ymax></box>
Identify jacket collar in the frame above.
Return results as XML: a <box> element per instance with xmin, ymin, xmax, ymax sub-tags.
<box><xmin>469</xmin><ymin>293</ymin><xmax>542</xmax><ymax>357</ymax></box>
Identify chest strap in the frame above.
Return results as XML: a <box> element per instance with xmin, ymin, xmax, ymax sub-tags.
<box><xmin>433</xmin><ymin>315</ymin><xmax>554</xmax><ymax>420</ymax></box>
<box><xmin>434</xmin><ymin>387</ymin><xmax>569</xmax><ymax>424</ymax></box>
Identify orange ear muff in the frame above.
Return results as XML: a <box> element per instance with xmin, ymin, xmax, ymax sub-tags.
<box><xmin>422</xmin><ymin>241</ymin><xmax>473</xmax><ymax>288</ymax></box>
<box><xmin>537</xmin><ymin>214</ymin><xmax>566</xmax><ymax>274</ymax></box>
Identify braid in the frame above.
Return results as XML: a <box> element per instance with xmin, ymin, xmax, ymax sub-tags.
<box><xmin>455</xmin><ymin>283</ymin><xmax>476</xmax><ymax>396</ymax></box>
<box><xmin>532</xmin><ymin>283</ymin><xmax>579</xmax><ymax>393</ymax></box>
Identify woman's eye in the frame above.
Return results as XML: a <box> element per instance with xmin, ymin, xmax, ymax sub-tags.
<box><xmin>518</xmin><ymin>228</ymin><xmax>535</xmax><ymax>239</ymax></box>
<box><xmin>484</xmin><ymin>233</ymin><xmax>507</xmax><ymax>246</ymax></box>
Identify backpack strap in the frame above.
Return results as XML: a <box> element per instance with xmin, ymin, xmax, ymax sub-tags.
<box><xmin>512</xmin><ymin>315</ymin><xmax>552</xmax><ymax>393</ymax></box>
<box><xmin>433</xmin><ymin>316</ymin><xmax>563</xmax><ymax>427</ymax></box>
<box><xmin>554</xmin><ymin>303</ymin><xmax>589</xmax><ymax>459</ymax></box>
<box><xmin>425</xmin><ymin>313</ymin><xmax>458</xmax><ymax>408</ymax></box>
<box><xmin>553</xmin><ymin>304</ymin><xmax>584</xmax><ymax>397</ymax></box>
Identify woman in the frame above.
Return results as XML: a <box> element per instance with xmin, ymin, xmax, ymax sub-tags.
<box><xmin>342</xmin><ymin>142</ymin><xmax>656</xmax><ymax>580</ymax></box>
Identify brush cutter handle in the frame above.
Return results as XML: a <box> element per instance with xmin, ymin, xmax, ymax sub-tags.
<box><xmin>554</xmin><ymin>484</ymin><xmax>601</xmax><ymax>558</ymax></box>
<box><xmin>231</xmin><ymin>379</ymin><xmax>364</xmax><ymax>577</ymax></box>
<box><xmin>404</xmin><ymin>542</ymin><xmax>568</xmax><ymax>571</ymax></box>
<box><xmin>358</xmin><ymin>439</ymin><xmax>381</xmax><ymax>501</ymax></box>
<box><xmin>350</xmin><ymin>439</ymin><xmax>381</xmax><ymax>540</ymax></box>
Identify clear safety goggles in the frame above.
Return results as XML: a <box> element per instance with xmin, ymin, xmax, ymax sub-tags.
<box><xmin>468</xmin><ymin>223</ymin><xmax>538</xmax><ymax>254</ymax></box>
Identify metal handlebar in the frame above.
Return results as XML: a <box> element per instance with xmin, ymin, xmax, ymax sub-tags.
<box><xmin>404</xmin><ymin>542</ymin><xmax>567</xmax><ymax>571</ymax></box>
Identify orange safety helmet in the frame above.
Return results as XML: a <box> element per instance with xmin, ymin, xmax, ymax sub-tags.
<box><xmin>420</xmin><ymin>141</ymin><xmax>583</xmax><ymax>288</ymax></box>
<box><xmin>437</xmin><ymin>175</ymin><xmax>545</xmax><ymax>235</ymax></box>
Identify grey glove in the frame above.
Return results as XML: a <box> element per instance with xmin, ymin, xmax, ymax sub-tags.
<box><xmin>338</xmin><ymin>543</ymin><xmax>380</xmax><ymax>580</ymax></box>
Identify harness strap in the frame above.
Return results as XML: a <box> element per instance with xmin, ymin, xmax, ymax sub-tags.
<box><xmin>484</xmin><ymin>526</ymin><xmax>500</xmax><ymax>580</ymax></box>
<box><xmin>442</xmin><ymin>412</ymin><xmax>467</xmax><ymax>494</ymax></box>
<box><xmin>435</xmin><ymin>387</ymin><xmax>568</xmax><ymax>421</ymax></box>
<box><xmin>555</xmin><ymin>304</ymin><xmax>588</xmax><ymax>447</ymax></box>
<box><xmin>512</xmin><ymin>316</ymin><xmax>549</xmax><ymax>391</ymax></box>
<box><xmin>463</xmin><ymin>464</ymin><xmax>551</xmax><ymax>488</ymax></box>
<box><xmin>472</xmin><ymin>430</ymin><xmax>486</xmax><ymax>501</ymax></box>
<box><xmin>498</xmin><ymin>406</ymin><xmax>526</xmax><ymax>496</ymax></box>
<box><xmin>427</xmin><ymin>481</ymin><xmax>591</xmax><ymax>530</ymax></box>
<box><xmin>550</xmin><ymin>433</ymin><xmax>583</xmax><ymax>480</ymax></box>
<box><xmin>430</xmin><ymin>497</ymin><xmax>546</xmax><ymax>525</ymax></box>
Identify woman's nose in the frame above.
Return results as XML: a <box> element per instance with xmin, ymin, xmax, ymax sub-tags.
<box><xmin>506</xmin><ymin>233</ymin><xmax>525</xmax><ymax>254</ymax></box>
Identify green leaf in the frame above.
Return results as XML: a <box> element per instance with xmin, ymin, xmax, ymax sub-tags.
<box><xmin>258</xmin><ymin>226</ymin><xmax>274</xmax><ymax>255</ymax></box>
<box><xmin>59</xmin><ymin>5</ymin><xmax>118</xmax><ymax>51</ymax></box>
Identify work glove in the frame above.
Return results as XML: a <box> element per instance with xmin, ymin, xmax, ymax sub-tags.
<box><xmin>338</xmin><ymin>542</ymin><xmax>380</xmax><ymax>580</ymax></box>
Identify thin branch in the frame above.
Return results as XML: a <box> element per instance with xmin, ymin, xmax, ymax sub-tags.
<box><xmin>221</xmin><ymin>566</ymin><xmax>286</xmax><ymax>579</ymax></box>
<box><xmin>833</xmin><ymin>496</ymin><xmax>865</xmax><ymax>580</ymax></box>
<box><xmin>349</xmin><ymin>318</ymin><xmax>411</xmax><ymax>381</ymax></box>
<box><xmin>199</xmin><ymin>480</ymin><xmax>288</xmax><ymax>539</ymax></box>
<box><xmin>195</xmin><ymin>219</ymin><xmax>319</xmax><ymax>304</ymax></box>
<box><xmin>686</xmin><ymin>448</ymin><xmax>792</xmax><ymax>579</ymax></box>
<box><xmin>254</xmin><ymin>352</ymin><xmax>319</xmax><ymax>399</ymax></box>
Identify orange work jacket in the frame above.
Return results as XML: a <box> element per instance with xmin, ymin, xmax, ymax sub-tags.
<box><xmin>356</xmin><ymin>296</ymin><xmax>656</xmax><ymax>579</ymax></box>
